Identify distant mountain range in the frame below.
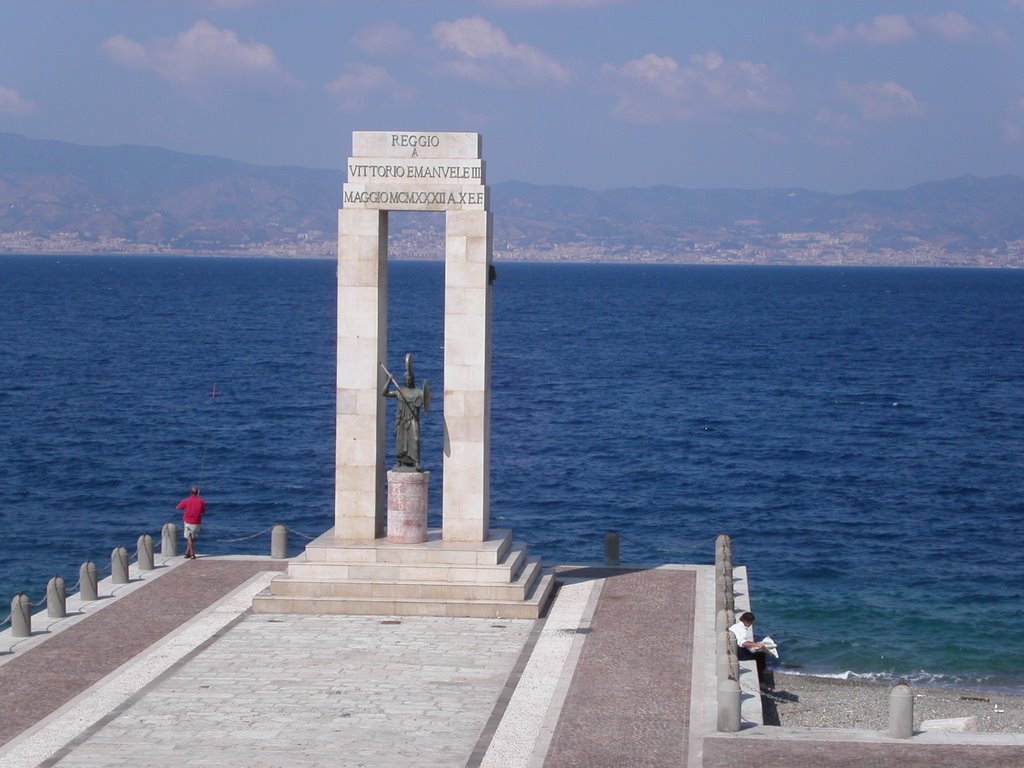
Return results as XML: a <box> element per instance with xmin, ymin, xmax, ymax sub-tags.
<box><xmin>2</xmin><ymin>132</ymin><xmax>1023</xmax><ymax>267</ymax></box>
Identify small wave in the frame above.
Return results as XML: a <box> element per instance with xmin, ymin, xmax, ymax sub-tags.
<box><xmin>775</xmin><ymin>667</ymin><xmax>1024</xmax><ymax>696</ymax></box>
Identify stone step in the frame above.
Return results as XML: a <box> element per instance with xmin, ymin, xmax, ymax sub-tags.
<box><xmin>301</xmin><ymin>528</ymin><xmax>514</xmax><ymax>567</ymax></box>
<box><xmin>267</xmin><ymin>558</ymin><xmax>542</xmax><ymax>602</ymax></box>
<box><xmin>252</xmin><ymin>570</ymin><xmax>556</xmax><ymax>620</ymax></box>
<box><xmin>284</xmin><ymin>542</ymin><xmax>528</xmax><ymax>584</ymax></box>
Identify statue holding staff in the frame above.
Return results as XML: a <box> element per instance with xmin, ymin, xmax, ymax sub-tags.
<box><xmin>381</xmin><ymin>353</ymin><xmax>431</xmax><ymax>471</ymax></box>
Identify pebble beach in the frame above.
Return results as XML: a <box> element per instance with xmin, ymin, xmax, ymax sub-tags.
<box><xmin>767</xmin><ymin>672</ymin><xmax>1024</xmax><ymax>733</ymax></box>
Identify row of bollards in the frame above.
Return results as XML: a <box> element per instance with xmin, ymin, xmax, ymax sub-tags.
<box><xmin>712</xmin><ymin>532</ymin><xmax>915</xmax><ymax>737</ymax></box>
<box><xmin>714</xmin><ymin>533</ymin><xmax>742</xmax><ymax>732</ymax></box>
<box><xmin>7</xmin><ymin>522</ymin><xmax>291</xmax><ymax>640</ymax></box>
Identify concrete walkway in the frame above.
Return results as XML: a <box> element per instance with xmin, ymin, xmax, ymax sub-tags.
<box><xmin>0</xmin><ymin>559</ymin><xmax>703</xmax><ymax>768</ymax></box>
<box><xmin>0</xmin><ymin>558</ymin><xmax>288</xmax><ymax>749</ymax></box>
<box><xmin>3</xmin><ymin>556</ymin><xmax>1018</xmax><ymax>767</ymax></box>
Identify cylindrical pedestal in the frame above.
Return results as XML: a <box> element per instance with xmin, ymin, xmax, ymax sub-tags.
<box><xmin>889</xmin><ymin>681</ymin><xmax>914</xmax><ymax>738</ymax></box>
<box><xmin>271</xmin><ymin>524</ymin><xmax>288</xmax><ymax>559</ymax></box>
<box><xmin>80</xmin><ymin>561</ymin><xmax>98</xmax><ymax>601</ymax></box>
<box><xmin>111</xmin><ymin>546</ymin><xmax>129</xmax><ymax>584</ymax></box>
<box><xmin>161</xmin><ymin>522</ymin><xmax>178</xmax><ymax>558</ymax></box>
<box><xmin>387</xmin><ymin>470</ymin><xmax>429</xmax><ymax>544</ymax></box>
<box><xmin>137</xmin><ymin>534</ymin><xmax>154</xmax><ymax>571</ymax></box>
<box><xmin>11</xmin><ymin>594</ymin><xmax>32</xmax><ymax>638</ymax></box>
<box><xmin>47</xmin><ymin>576</ymin><xmax>67</xmax><ymax>618</ymax></box>
<box><xmin>717</xmin><ymin>678</ymin><xmax>741</xmax><ymax>732</ymax></box>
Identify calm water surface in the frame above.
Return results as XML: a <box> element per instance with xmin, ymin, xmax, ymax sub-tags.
<box><xmin>0</xmin><ymin>255</ymin><xmax>1021</xmax><ymax>692</ymax></box>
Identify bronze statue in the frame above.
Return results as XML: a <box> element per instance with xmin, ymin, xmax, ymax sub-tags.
<box><xmin>381</xmin><ymin>353</ymin><xmax>431</xmax><ymax>471</ymax></box>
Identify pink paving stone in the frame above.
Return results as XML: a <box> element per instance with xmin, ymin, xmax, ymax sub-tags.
<box><xmin>544</xmin><ymin>568</ymin><xmax>695</xmax><ymax>768</ymax></box>
<box><xmin>0</xmin><ymin>558</ymin><xmax>286</xmax><ymax>747</ymax></box>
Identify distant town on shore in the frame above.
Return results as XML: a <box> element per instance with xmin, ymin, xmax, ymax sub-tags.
<box><xmin>2</xmin><ymin>132</ymin><xmax>1022</xmax><ymax>268</ymax></box>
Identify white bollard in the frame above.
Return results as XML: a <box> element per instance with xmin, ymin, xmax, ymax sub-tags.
<box><xmin>80</xmin><ymin>561</ymin><xmax>98</xmax><ymax>601</ymax></box>
<box><xmin>889</xmin><ymin>681</ymin><xmax>914</xmax><ymax>738</ymax></box>
<box><xmin>137</xmin><ymin>534</ymin><xmax>154</xmax><ymax>571</ymax></box>
<box><xmin>11</xmin><ymin>593</ymin><xmax>32</xmax><ymax>637</ymax></box>
<box><xmin>271</xmin><ymin>524</ymin><xmax>288</xmax><ymax>559</ymax></box>
<box><xmin>161</xmin><ymin>522</ymin><xmax>178</xmax><ymax>558</ymax></box>
<box><xmin>717</xmin><ymin>677</ymin><xmax>741</xmax><ymax>732</ymax></box>
<box><xmin>47</xmin><ymin>576</ymin><xmax>67</xmax><ymax>618</ymax></box>
<box><xmin>111</xmin><ymin>546</ymin><xmax>129</xmax><ymax>584</ymax></box>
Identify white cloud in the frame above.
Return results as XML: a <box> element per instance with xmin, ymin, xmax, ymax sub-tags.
<box><xmin>806</xmin><ymin>12</ymin><xmax>988</xmax><ymax>48</ymax></box>
<box><xmin>327</xmin><ymin>64</ymin><xmax>414</xmax><ymax>111</ymax></box>
<box><xmin>917</xmin><ymin>11</ymin><xmax>975</xmax><ymax>41</ymax></box>
<box><xmin>805</xmin><ymin>14</ymin><xmax>917</xmax><ymax>48</ymax></box>
<box><xmin>855</xmin><ymin>14</ymin><xmax>917</xmax><ymax>45</ymax></box>
<box><xmin>839</xmin><ymin>80</ymin><xmax>924</xmax><ymax>121</ymax></box>
<box><xmin>354</xmin><ymin>23</ymin><xmax>418</xmax><ymax>56</ymax></box>
<box><xmin>432</xmin><ymin>16</ymin><xmax>572</xmax><ymax>88</ymax></box>
<box><xmin>600</xmin><ymin>51</ymin><xmax>787</xmax><ymax>123</ymax></box>
<box><xmin>0</xmin><ymin>85</ymin><xmax>37</xmax><ymax>117</ymax></box>
<box><xmin>102</xmin><ymin>20</ymin><xmax>294</xmax><ymax>92</ymax></box>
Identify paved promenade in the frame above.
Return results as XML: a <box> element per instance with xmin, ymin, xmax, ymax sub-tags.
<box><xmin>1</xmin><ymin>555</ymin><xmax>1021</xmax><ymax>767</ymax></box>
<box><xmin>0</xmin><ymin>558</ymin><xmax>708</xmax><ymax>768</ymax></box>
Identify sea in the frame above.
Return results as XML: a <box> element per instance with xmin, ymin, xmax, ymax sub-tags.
<box><xmin>0</xmin><ymin>254</ymin><xmax>1022</xmax><ymax>694</ymax></box>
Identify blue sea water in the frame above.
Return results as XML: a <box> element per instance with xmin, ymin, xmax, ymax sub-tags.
<box><xmin>0</xmin><ymin>255</ymin><xmax>1022</xmax><ymax>693</ymax></box>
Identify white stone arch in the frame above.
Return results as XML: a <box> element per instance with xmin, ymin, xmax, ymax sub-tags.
<box><xmin>335</xmin><ymin>132</ymin><xmax>492</xmax><ymax>543</ymax></box>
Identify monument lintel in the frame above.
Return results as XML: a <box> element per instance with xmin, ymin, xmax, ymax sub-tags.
<box><xmin>351</xmin><ymin>131</ymin><xmax>481</xmax><ymax>160</ymax></box>
<box><xmin>346</xmin><ymin>158</ymin><xmax>485</xmax><ymax>184</ymax></box>
<box><xmin>342</xmin><ymin>183</ymin><xmax>488</xmax><ymax>212</ymax></box>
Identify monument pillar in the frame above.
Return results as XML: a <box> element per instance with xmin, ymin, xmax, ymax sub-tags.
<box><xmin>335</xmin><ymin>207</ymin><xmax>388</xmax><ymax>540</ymax></box>
<box><xmin>443</xmin><ymin>210</ymin><xmax>492</xmax><ymax>541</ymax></box>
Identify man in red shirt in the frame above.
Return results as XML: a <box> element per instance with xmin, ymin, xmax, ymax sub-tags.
<box><xmin>176</xmin><ymin>487</ymin><xmax>206</xmax><ymax>560</ymax></box>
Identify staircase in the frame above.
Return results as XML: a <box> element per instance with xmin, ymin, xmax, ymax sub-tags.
<box><xmin>252</xmin><ymin>528</ymin><xmax>554</xmax><ymax>619</ymax></box>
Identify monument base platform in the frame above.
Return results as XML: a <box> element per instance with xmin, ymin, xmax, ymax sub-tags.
<box><xmin>252</xmin><ymin>528</ymin><xmax>555</xmax><ymax>619</ymax></box>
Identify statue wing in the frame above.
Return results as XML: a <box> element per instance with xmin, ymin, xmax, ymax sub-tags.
<box><xmin>422</xmin><ymin>379</ymin><xmax>432</xmax><ymax>414</ymax></box>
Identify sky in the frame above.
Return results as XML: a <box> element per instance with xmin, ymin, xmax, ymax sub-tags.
<box><xmin>1</xmin><ymin>1</ymin><xmax>1023</xmax><ymax>193</ymax></box>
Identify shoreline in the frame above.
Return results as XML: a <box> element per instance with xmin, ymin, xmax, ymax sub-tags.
<box><xmin>767</xmin><ymin>671</ymin><xmax>1024</xmax><ymax>733</ymax></box>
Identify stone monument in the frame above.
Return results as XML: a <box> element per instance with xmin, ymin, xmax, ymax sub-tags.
<box><xmin>254</xmin><ymin>131</ymin><xmax>553</xmax><ymax>618</ymax></box>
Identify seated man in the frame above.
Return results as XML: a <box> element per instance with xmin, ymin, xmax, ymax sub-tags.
<box><xmin>729</xmin><ymin>611</ymin><xmax>772</xmax><ymax>688</ymax></box>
